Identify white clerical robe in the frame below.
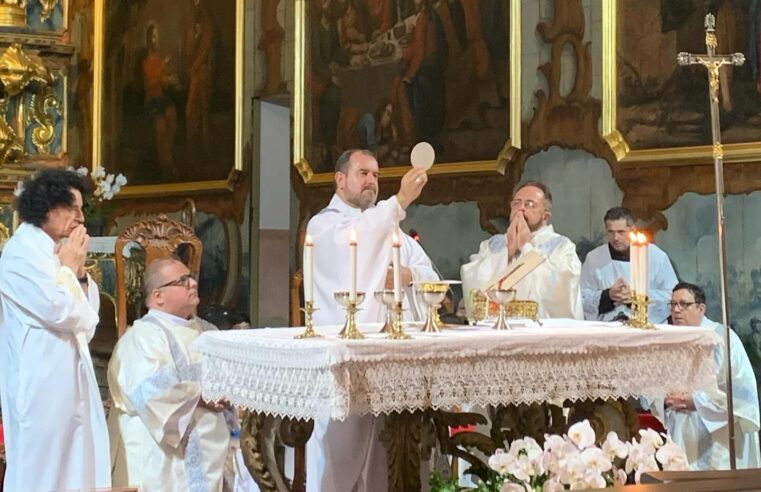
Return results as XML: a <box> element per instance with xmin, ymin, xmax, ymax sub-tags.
<box><xmin>460</xmin><ymin>224</ymin><xmax>583</xmax><ymax>320</ymax></box>
<box><xmin>0</xmin><ymin>222</ymin><xmax>110</xmax><ymax>492</ymax></box>
<box><xmin>305</xmin><ymin>194</ymin><xmax>439</xmax><ymax>492</ymax></box>
<box><xmin>108</xmin><ymin>309</ymin><xmax>230</xmax><ymax>491</ymax></box>
<box><xmin>580</xmin><ymin>243</ymin><xmax>678</xmax><ymax>323</ymax></box>
<box><xmin>649</xmin><ymin>317</ymin><xmax>760</xmax><ymax>470</ymax></box>
<box><xmin>307</xmin><ymin>193</ymin><xmax>439</xmax><ymax>325</ymax></box>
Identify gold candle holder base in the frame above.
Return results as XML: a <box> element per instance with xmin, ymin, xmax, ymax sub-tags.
<box><xmin>295</xmin><ymin>301</ymin><xmax>320</xmax><ymax>339</ymax></box>
<box><xmin>625</xmin><ymin>292</ymin><xmax>656</xmax><ymax>330</ymax></box>
<box><xmin>335</xmin><ymin>291</ymin><xmax>366</xmax><ymax>340</ymax></box>
<box><xmin>387</xmin><ymin>301</ymin><xmax>411</xmax><ymax>340</ymax></box>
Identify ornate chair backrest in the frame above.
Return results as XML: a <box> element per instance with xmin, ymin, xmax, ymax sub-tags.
<box><xmin>114</xmin><ymin>214</ymin><xmax>202</xmax><ymax>337</ymax></box>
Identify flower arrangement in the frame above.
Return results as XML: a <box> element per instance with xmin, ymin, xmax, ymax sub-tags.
<box><xmin>13</xmin><ymin>166</ymin><xmax>127</xmax><ymax>234</ymax></box>
<box><xmin>431</xmin><ymin>420</ymin><xmax>689</xmax><ymax>492</ymax></box>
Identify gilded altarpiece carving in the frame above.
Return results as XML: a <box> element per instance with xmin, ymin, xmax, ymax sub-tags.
<box><xmin>0</xmin><ymin>0</ymin><xmax>72</xmax><ymax>205</ymax></box>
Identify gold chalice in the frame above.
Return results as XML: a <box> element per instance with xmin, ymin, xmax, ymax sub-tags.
<box><xmin>416</xmin><ymin>281</ymin><xmax>449</xmax><ymax>333</ymax></box>
<box><xmin>486</xmin><ymin>288</ymin><xmax>516</xmax><ymax>330</ymax></box>
<box><xmin>374</xmin><ymin>290</ymin><xmax>396</xmax><ymax>333</ymax></box>
<box><xmin>334</xmin><ymin>291</ymin><xmax>366</xmax><ymax>339</ymax></box>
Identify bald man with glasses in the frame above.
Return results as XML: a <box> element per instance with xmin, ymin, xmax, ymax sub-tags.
<box><xmin>648</xmin><ymin>282</ymin><xmax>760</xmax><ymax>470</ymax></box>
<box><xmin>461</xmin><ymin>181</ymin><xmax>583</xmax><ymax>321</ymax></box>
<box><xmin>107</xmin><ymin>257</ymin><xmax>234</xmax><ymax>491</ymax></box>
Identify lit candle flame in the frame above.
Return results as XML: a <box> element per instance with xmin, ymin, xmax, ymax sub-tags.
<box><xmin>629</xmin><ymin>231</ymin><xmax>637</xmax><ymax>243</ymax></box>
<box><xmin>305</xmin><ymin>234</ymin><xmax>313</xmax><ymax>247</ymax></box>
<box><xmin>636</xmin><ymin>231</ymin><xmax>647</xmax><ymax>244</ymax></box>
<box><xmin>392</xmin><ymin>231</ymin><xmax>400</xmax><ymax>247</ymax></box>
<box><xmin>349</xmin><ymin>228</ymin><xmax>357</xmax><ymax>245</ymax></box>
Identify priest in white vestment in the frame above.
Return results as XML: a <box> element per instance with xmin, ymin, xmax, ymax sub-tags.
<box><xmin>306</xmin><ymin>149</ymin><xmax>437</xmax><ymax>491</ymax></box>
<box><xmin>461</xmin><ymin>181</ymin><xmax>583</xmax><ymax>321</ymax></box>
<box><xmin>581</xmin><ymin>207</ymin><xmax>678</xmax><ymax>324</ymax></box>
<box><xmin>108</xmin><ymin>257</ymin><xmax>231</xmax><ymax>491</ymax></box>
<box><xmin>649</xmin><ymin>282</ymin><xmax>760</xmax><ymax>470</ymax></box>
<box><xmin>0</xmin><ymin>169</ymin><xmax>110</xmax><ymax>491</ymax></box>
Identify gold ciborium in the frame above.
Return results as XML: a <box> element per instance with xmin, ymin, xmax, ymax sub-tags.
<box><xmin>416</xmin><ymin>282</ymin><xmax>449</xmax><ymax>333</ymax></box>
<box><xmin>374</xmin><ymin>290</ymin><xmax>396</xmax><ymax>333</ymax></box>
<box><xmin>335</xmin><ymin>291</ymin><xmax>366</xmax><ymax>339</ymax></box>
<box><xmin>486</xmin><ymin>288</ymin><xmax>516</xmax><ymax>330</ymax></box>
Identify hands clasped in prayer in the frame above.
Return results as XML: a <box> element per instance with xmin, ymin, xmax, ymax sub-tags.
<box><xmin>506</xmin><ymin>207</ymin><xmax>531</xmax><ymax>260</ymax></box>
<box><xmin>56</xmin><ymin>224</ymin><xmax>90</xmax><ymax>280</ymax></box>
<box><xmin>664</xmin><ymin>392</ymin><xmax>696</xmax><ymax>413</ymax></box>
<box><xmin>608</xmin><ymin>277</ymin><xmax>631</xmax><ymax>305</ymax></box>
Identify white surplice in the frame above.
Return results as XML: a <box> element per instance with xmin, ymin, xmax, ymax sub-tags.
<box><xmin>460</xmin><ymin>224</ymin><xmax>583</xmax><ymax>320</ymax></box>
<box><xmin>108</xmin><ymin>309</ymin><xmax>230</xmax><ymax>491</ymax></box>
<box><xmin>305</xmin><ymin>193</ymin><xmax>439</xmax><ymax>492</ymax></box>
<box><xmin>648</xmin><ymin>317</ymin><xmax>760</xmax><ymax>470</ymax></box>
<box><xmin>580</xmin><ymin>243</ymin><xmax>678</xmax><ymax>324</ymax></box>
<box><xmin>307</xmin><ymin>193</ymin><xmax>439</xmax><ymax>325</ymax></box>
<box><xmin>0</xmin><ymin>222</ymin><xmax>110</xmax><ymax>492</ymax></box>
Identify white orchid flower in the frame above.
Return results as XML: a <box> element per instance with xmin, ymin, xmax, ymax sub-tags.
<box><xmin>104</xmin><ymin>190</ymin><xmax>114</xmax><ymax>200</ymax></box>
<box><xmin>638</xmin><ymin>428</ymin><xmax>664</xmax><ymax>450</ymax></box>
<box><xmin>487</xmin><ymin>449</ymin><xmax>513</xmax><ymax>474</ymax></box>
<box><xmin>115</xmin><ymin>174</ymin><xmax>127</xmax><ymax>187</ymax></box>
<box><xmin>568</xmin><ymin>420</ymin><xmax>596</xmax><ymax>450</ymax></box>
<box><xmin>602</xmin><ymin>432</ymin><xmax>628</xmax><ymax>460</ymax></box>
<box><xmin>500</xmin><ymin>483</ymin><xmax>528</xmax><ymax>492</ymax></box>
<box><xmin>581</xmin><ymin>447</ymin><xmax>612</xmax><ymax>473</ymax></box>
<box><xmin>656</xmin><ymin>439</ymin><xmax>689</xmax><ymax>471</ymax></box>
<box><xmin>92</xmin><ymin>166</ymin><xmax>106</xmax><ymax>179</ymax></box>
<box><xmin>105</xmin><ymin>173</ymin><xmax>115</xmax><ymax>185</ymax></box>
<box><xmin>76</xmin><ymin>167</ymin><xmax>89</xmax><ymax>176</ymax></box>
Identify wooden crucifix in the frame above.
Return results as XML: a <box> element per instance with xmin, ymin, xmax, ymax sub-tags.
<box><xmin>676</xmin><ymin>12</ymin><xmax>745</xmax><ymax>471</ymax></box>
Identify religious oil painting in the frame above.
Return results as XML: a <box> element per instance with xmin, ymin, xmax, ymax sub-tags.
<box><xmin>602</xmin><ymin>0</ymin><xmax>761</xmax><ymax>163</ymax></box>
<box><xmin>294</xmin><ymin>0</ymin><xmax>519</xmax><ymax>182</ymax></box>
<box><xmin>95</xmin><ymin>0</ymin><xmax>243</xmax><ymax>192</ymax></box>
<box><xmin>26</xmin><ymin>0</ymin><xmax>66</xmax><ymax>33</ymax></box>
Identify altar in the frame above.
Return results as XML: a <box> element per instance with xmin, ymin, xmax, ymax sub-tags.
<box><xmin>195</xmin><ymin>320</ymin><xmax>720</xmax><ymax>492</ymax></box>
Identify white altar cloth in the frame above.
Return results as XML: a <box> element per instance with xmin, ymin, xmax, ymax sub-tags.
<box><xmin>195</xmin><ymin>320</ymin><xmax>720</xmax><ymax>421</ymax></box>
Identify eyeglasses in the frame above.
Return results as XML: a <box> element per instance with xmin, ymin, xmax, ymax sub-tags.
<box><xmin>509</xmin><ymin>199</ymin><xmax>541</xmax><ymax>210</ymax></box>
<box><xmin>668</xmin><ymin>301</ymin><xmax>698</xmax><ymax>311</ymax></box>
<box><xmin>156</xmin><ymin>273</ymin><xmax>197</xmax><ymax>290</ymax></box>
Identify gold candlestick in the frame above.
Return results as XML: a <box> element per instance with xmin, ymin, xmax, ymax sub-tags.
<box><xmin>387</xmin><ymin>301</ymin><xmax>411</xmax><ymax>340</ymax></box>
<box><xmin>295</xmin><ymin>301</ymin><xmax>320</xmax><ymax>339</ymax></box>
<box><xmin>625</xmin><ymin>292</ymin><xmax>655</xmax><ymax>330</ymax></box>
<box><xmin>335</xmin><ymin>291</ymin><xmax>366</xmax><ymax>340</ymax></box>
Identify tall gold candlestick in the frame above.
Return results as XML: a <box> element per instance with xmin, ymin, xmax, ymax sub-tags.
<box><xmin>295</xmin><ymin>301</ymin><xmax>320</xmax><ymax>339</ymax></box>
<box><xmin>625</xmin><ymin>293</ymin><xmax>655</xmax><ymax>330</ymax></box>
<box><xmin>386</xmin><ymin>301</ymin><xmax>411</xmax><ymax>340</ymax></box>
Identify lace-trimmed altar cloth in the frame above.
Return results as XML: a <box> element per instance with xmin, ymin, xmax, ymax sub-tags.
<box><xmin>194</xmin><ymin>319</ymin><xmax>721</xmax><ymax>421</ymax></box>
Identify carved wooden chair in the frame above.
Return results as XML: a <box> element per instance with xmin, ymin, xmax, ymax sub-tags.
<box><xmin>114</xmin><ymin>214</ymin><xmax>202</xmax><ymax>337</ymax></box>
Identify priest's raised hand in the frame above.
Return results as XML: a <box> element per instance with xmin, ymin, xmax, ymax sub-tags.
<box><xmin>396</xmin><ymin>167</ymin><xmax>428</xmax><ymax>209</ymax></box>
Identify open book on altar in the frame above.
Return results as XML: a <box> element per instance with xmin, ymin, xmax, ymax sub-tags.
<box><xmin>483</xmin><ymin>250</ymin><xmax>546</xmax><ymax>291</ymax></box>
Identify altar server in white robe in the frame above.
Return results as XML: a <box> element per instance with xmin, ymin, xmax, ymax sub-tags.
<box><xmin>306</xmin><ymin>149</ymin><xmax>438</xmax><ymax>492</ymax></box>
<box><xmin>650</xmin><ymin>282</ymin><xmax>760</xmax><ymax>470</ymax></box>
<box><xmin>108</xmin><ymin>257</ymin><xmax>231</xmax><ymax>491</ymax></box>
<box><xmin>580</xmin><ymin>207</ymin><xmax>678</xmax><ymax>323</ymax></box>
<box><xmin>0</xmin><ymin>169</ymin><xmax>110</xmax><ymax>491</ymax></box>
<box><xmin>461</xmin><ymin>181</ymin><xmax>583</xmax><ymax>320</ymax></box>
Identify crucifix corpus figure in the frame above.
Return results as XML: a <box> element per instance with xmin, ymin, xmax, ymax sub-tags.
<box><xmin>676</xmin><ymin>12</ymin><xmax>745</xmax><ymax>471</ymax></box>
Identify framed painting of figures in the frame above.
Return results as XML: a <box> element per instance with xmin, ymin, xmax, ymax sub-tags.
<box><xmin>93</xmin><ymin>0</ymin><xmax>243</xmax><ymax>196</ymax></box>
<box><xmin>293</xmin><ymin>0</ymin><xmax>521</xmax><ymax>184</ymax></box>
<box><xmin>26</xmin><ymin>0</ymin><xmax>67</xmax><ymax>33</ymax></box>
<box><xmin>602</xmin><ymin>0</ymin><xmax>761</xmax><ymax>166</ymax></box>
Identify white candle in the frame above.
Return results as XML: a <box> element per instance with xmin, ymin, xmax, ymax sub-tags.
<box><xmin>628</xmin><ymin>231</ymin><xmax>639</xmax><ymax>294</ymax></box>
<box><xmin>637</xmin><ymin>232</ymin><xmax>648</xmax><ymax>297</ymax></box>
<box><xmin>392</xmin><ymin>231</ymin><xmax>401</xmax><ymax>303</ymax></box>
<box><xmin>349</xmin><ymin>228</ymin><xmax>357</xmax><ymax>302</ymax></box>
<box><xmin>304</xmin><ymin>234</ymin><xmax>314</xmax><ymax>303</ymax></box>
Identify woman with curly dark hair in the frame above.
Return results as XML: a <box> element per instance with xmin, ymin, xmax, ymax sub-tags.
<box><xmin>0</xmin><ymin>168</ymin><xmax>110</xmax><ymax>491</ymax></box>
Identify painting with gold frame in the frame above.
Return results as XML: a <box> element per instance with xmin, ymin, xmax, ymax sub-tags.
<box><xmin>602</xmin><ymin>0</ymin><xmax>761</xmax><ymax>166</ymax></box>
<box><xmin>293</xmin><ymin>0</ymin><xmax>521</xmax><ymax>184</ymax></box>
<box><xmin>93</xmin><ymin>0</ymin><xmax>243</xmax><ymax>197</ymax></box>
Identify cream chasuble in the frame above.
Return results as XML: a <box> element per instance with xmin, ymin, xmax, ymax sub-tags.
<box><xmin>305</xmin><ymin>193</ymin><xmax>438</xmax><ymax>492</ymax></box>
<box><xmin>581</xmin><ymin>243</ymin><xmax>678</xmax><ymax>324</ymax></box>
<box><xmin>0</xmin><ymin>222</ymin><xmax>110</xmax><ymax>492</ymax></box>
<box><xmin>648</xmin><ymin>318</ymin><xmax>760</xmax><ymax>470</ymax></box>
<box><xmin>108</xmin><ymin>310</ymin><xmax>230</xmax><ymax>491</ymax></box>
<box><xmin>307</xmin><ymin>193</ymin><xmax>439</xmax><ymax>325</ymax></box>
<box><xmin>461</xmin><ymin>224</ymin><xmax>583</xmax><ymax>320</ymax></box>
